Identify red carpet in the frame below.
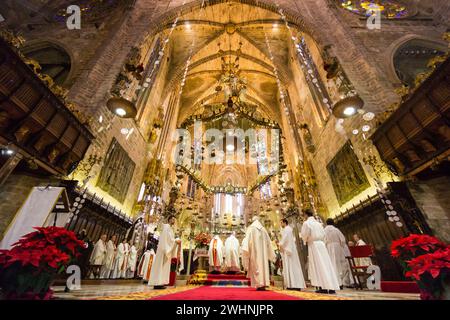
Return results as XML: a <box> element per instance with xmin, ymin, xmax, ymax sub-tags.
<box><xmin>151</xmin><ymin>286</ymin><xmax>302</xmax><ymax>300</ymax></box>
<box><xmin>381</xmin><ymin>281</ymin><xmax>420</xmax><ymax>293</ymax></box>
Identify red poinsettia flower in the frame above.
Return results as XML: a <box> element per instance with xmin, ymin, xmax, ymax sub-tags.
<box><xmin>391</xmin><ymin>234</ymin><xmax>446</xmax><ymax>261</ymax></box>
<box><xmin>405</xmin><ymin>247</ymin><xmax>450</xmax><ymax>281</ymax></box>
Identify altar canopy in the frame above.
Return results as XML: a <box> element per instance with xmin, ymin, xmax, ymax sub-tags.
<box><xmin>0</xmin><ymin>187</ymin><xmax>70</xmax><ymax>249</ymax></box>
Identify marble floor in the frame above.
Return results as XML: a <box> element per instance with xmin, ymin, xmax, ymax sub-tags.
<box><xmin>52</xmin><ymin>281</ymin><xmax>420</xmax><ymax>300</ymax></box>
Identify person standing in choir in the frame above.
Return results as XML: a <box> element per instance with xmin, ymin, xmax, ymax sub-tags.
<box><xmin>208</xmin><ymin>234</ymin><xmax>225</xmax><ymax>273</ymax></box>
<box><xmin>111</xmin><ymin>239</ymin><xmax>127</xmax><ymax>279</ymax></box>
<box><xmin>300</xmin><ymin>209</ymin><xmax>341</xmax><ymax>294</ymax></box>
<box><xmin>127</xmin><ymin>241</ymin><xmax>138</xmax><ymax>279</ymax></box>
<box><xmin>324</xmin><ymin>218</ymin><xmax>347</xmax><ymax>289</ymax></box>
<box><xmin>89</xmin><ymin>234</ymin><xmax>107</xmax><ymax>279</ymax></box>
<box><xmin>148</xmin><ymin>215</ymin><xmax>181</xmax><ymax>289</ymax></box>
<box><xmin>100</xmin><ymin>234</ymin><xmax>117</xmax><ymax>279</ymax></box>
<box><xmin>122</xmin><ymin>240</ymin><xmax>130</xmax><ymax>278</ymax></box>
<box><xmin>241</xmin><ymin>216</ymin><xmax>276</xmax><ymax>291</ymax></box>
<box><xmin>224</xmin><ymin>231</ymin><xmax>241</xmax><ymax>273</ymax></box>
<box><xmin>342</xmin><ymin>241</ymin><xmax>355</xmax><ymax>288</ymax></box>
<box><xmin>278</xmin><ymin>218</ymin><xmax>306</xmax><ymax>291</ymax></box>
<box><xmin>138</xmin><ymin>247</ymin><xmax>156</xmax><ymax>282</ymax></box>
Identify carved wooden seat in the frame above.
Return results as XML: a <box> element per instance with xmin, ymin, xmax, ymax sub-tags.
<box><xmin>0</xmin><ymin>81</ymin><xmax>41</xmax><ymax>120</ymax></box>
<box><xmin>0</xmin><ymin>62</ymin><xmax>23</xmax><ymax>101</ymax></box>
<box><xmin>13</xmin><ymin>98</ymin><xmax>57</xmax><ymax>143</ymax></box>
<box><xmin>48</xmin><ymin>124</ymin><xmax>78</xmax><ymax>164</ymax></box>
<box><xmin>33</xmin><ymin>112</ymin><xmax>67</xmax><ymax>154</ymax></box>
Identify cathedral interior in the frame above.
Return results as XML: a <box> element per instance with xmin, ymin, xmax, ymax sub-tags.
<box><xmin>0</xmin><ymin>0</ymin><xmax>449</xmax><ymax>301</ymax></box>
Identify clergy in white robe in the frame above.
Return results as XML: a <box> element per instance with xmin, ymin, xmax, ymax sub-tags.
<box><xmin>300</xmin><ymin>210</ymin><xmax>340</xmax><ymax>292</ymax></box>
<box><xmin>279</xmin><ymin>219</ymin><xmax>306</xmax><ymax>290</ymax></box>
<box><xmin>127</xmin><ymin>243</ymin><xmax>138</xmax><ymax>278</ymax></box>
<box><xmin>241</xmin><ymin>217</ymin><xmax>276</xmax><ymax>290</ymax></box>
<box><xmin>90</xmin><ymin>234</ymin><xmax>107</xmax><ymax>265</ymax></box>
<box><xmin>342</xmin><ymin>243</ymin><xmax>355</xmax><ymax>287</ymax></box>
<box><xmin>137</xmin><ymin>249</ymin><xmax>156</xmax><ymax>282</ymax></box>
<box><xmin>100</xmin><ymin>235</ymin><xmax>117</xmax><ymax>279</ymax></box>
<box><xmin>224</xmin><ymin>232</ymin><xmax>241</xmax><ymax>272</ymax></box>
<box><xmin>148</xmin><ymin>216</ymin><xmax>181</xmax><ymax>288</ymax></box>
<box><xmin>89</xmin><ymin>234</ymin><xmax>107</xmax><ymax>278</ymax></box>
<box><xmin>353</xmin><ymin>234</ymin><xmax>373</xmax><ymax>267</ymax></box>
<box><xmin>111</xmin><ymin>239</ymin><xmax>128</xmax><ymax>279</ymax></box>
<box><xmin>324</xmin><ymin>219</ymin><xmax>347</xmax><ymax>287</ymax></box>
<box><xmin>208</xmin><ymin>235</ymin><xmax>225</xmax><ymax>272</ymax></box>
<box><xmin>241</xmin><ymin>236</ymin><xmax>249</xmax><ymax>272</ymax></box>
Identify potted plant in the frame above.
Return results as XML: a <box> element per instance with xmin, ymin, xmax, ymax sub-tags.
<box><xmin>406</xmin><ymin>247</ymin><xmax>450</xmax><ymax>300</ymax></box>
<box><xmin>0</xmin><ymin>227</ymin><xmax>85</xmax><ymax>300</ymax></box>
<box><xmin>391</xmin><ymin>234</ymin><xmax>449</xmax><ymax>300</ymax></box>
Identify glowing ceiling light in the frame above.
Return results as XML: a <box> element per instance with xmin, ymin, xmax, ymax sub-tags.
<box><xmin>115</xmin><ymin>108</ymin><xmax>127</xmax><ymax>117</ymax></box>
<box><xmin>226</xmin><ymin>144</ymin><xmax>235</xmax><ymax>152</ymax></box>
<box><xmin>343</xmin><ymin>106</ymin><xmax>356</xmax><ymax>116</ymax></box>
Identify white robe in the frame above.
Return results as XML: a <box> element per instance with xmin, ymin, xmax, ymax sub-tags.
<box><xmin>111</xmin><ymin>242</ymin><xmax>128</xmax><ymax>279</ymax></box>
<box><xmin>224</xmin><ymin>235</ymin><xmax>241</xmax><ymax>271</ymax></box>
<box><xmin>356</xmin><ymin>239</ymin><xmax>373</xmax><ymax>267</ymax></box>
<box><xmin>89</xmin><ymin>239</ymin><xmax>106</xmax><ymax>266</ymax></box>
<box><xmin>342</xmin><ymin>244</ymin><xmax>354</xmax><ymax>286</ymax></box>
<box><xmin>127</xmin><ymin>245</ymin><xmax>138</xmax><ymax>277</ymax></box>
<box><xmin>148</xmin><ymin>224</ymin><xmax>178</xmax><ymax>287</ymax></box>
<box><xmin>279</xmin><ymin>225</ymin><xmax>306</xmax><ymax>289</ymax></box>
<box><xmin>242</xmin><ymin>220</ymin><xmax>276</xmax><ymax>288</ymax></box>
<box><xmin>301</xmin><ymin>217</ymin><xmax>340</xmax><ymax>291</ymax></box>
<box><xmin>208</xmin><ymin>235</ymin><xmax>225</xmax><ymax>270</ymax></box>
<box><xmin>138</xmin><ymin>249</ymin><xmax>156</xmax><ymax>281</ymax></box>
<box><xmin>324</xmin><ymin>225</ymin><xmax>347</xmax><ymax>286</ymax></box>
<box><xmin>100</xmin><ymin>240</ymin><xmax>116</xmax><ymax>278</ymax></box>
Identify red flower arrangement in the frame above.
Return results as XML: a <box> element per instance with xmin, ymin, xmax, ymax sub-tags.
<box><xmin>391</xmin><ymin>234</ymin><xmax>446</xmax><ymax>261</ymax></box>
<box><xmin>391</xmin><ymin>234</ymin><xmax>449</xmax><ymax>300</ymax></box>
<box><xmin>0</xmin><ymin>227</ymin><xmax>85</xmax><ymax>300</ymax></box>
<box><xmin>194</xmin><ymin>232</ymin><xmax>212</xmax><ymax>248</ymax></box>
<box><xmin>405</xmin><ymin>247</ymin><xmax>450</xmax><ymax>300</ymax></box>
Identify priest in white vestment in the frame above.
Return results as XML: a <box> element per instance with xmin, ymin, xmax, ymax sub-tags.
<box><xmin>342</xmin><ymin>243</ymin><xmax>355</xmax><ymax>287</ymax></box>
<box><xmin>89</xmin><ymin>234</ymin><xmax>107</xmax><ymax>278</ymax></box>
<box><xmin>148</xmin><ymin>215</ymin><xmax>181</xmax><ymax>289</ymax></box>
<box><xmin>324</xmin><ymin>218</ymin><xmax>347</xmax><ymax>287</ymax></box>
<box><xmin>278</xmin><ymin>219</ymin><xmax>306</xmax><ymax>290</ymax></box>
<box><xmin>100</xmin><ymin>235</ymin><xmax>117</xmax><ymax>279</ymax></box>
<box><xmin>242</xmin><ymin>216</ymin><xmax>276</xmax><ymax>290</ymax></box>
<box><xmin>300</xmin><ymin>209</ymin><xmax>340</xmax><ymax>293</ymax></box>
<box><xmin>353</xmin><ymin>234</ymin><xmax>373</xmax><ymax>267</ymax></box>
<box><xmin>138</xmin><ymin>248</ymin><xmax>156</xmax><ymax>282</ymax></box>
<box><xmin>208</xmin><ymin>234</ymin><xmax>225</xmax><ymax>272</ymax></box>
<box><xmin>111</xmin><ymin>239</ymin><xmax>129</xmax><ymax>279</ymax></box>
<box><xmin>224</xmin><ymin>232</ymin><xmax>241</xmax><ymax>272</ymax></box>
<box><xmin>127</xmin><ymin>242</ymin><xmax>138</xmax><ymax>278</ymax></box>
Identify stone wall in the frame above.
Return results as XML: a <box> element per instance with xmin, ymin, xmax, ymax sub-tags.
<box><xmin>407</xmin><ymin>177</ymin><xmax>450</xmax><ymax>243</ymax></box>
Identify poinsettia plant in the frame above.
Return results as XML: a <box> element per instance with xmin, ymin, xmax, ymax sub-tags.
<box><xmin>391</xmin><ymin>234</ymin><xmax>446</xmax><ymax>262</ymax></box>
<box><xmin>0</xmin><ymin>227</ymin><xmax>85</xmax><ymax>300</ymax></box>
<box><xmin>391</xmin><ymin>234</ymin><xmax>449</xmax><ymax>300</ymax></box>
<box><xmin>405</xmin><ymin>247</ymin><xmax>450</xmax><ymax>300</ymax></box>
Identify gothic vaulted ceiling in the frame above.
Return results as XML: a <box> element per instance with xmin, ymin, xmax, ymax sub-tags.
<box><xmin>159</xmin><ymin>2</ymin><xmax>300</xmax><ymax>125</ymax></box>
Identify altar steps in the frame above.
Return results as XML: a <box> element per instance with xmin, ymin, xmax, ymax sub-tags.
<box><xmin>205</xmin><ymin>273</ymin><xmax>250</xmax><ymax>287</ymax></box>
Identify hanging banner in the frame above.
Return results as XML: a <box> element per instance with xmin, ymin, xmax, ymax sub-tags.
<box><xmin>0</xmin><ymin>186</ymin><xmax>70</xmax><ymax>249</ymax></box>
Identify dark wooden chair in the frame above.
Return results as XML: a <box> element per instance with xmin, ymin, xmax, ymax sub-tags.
<box><xmin>346</xmin><ymin>245</ymin><xmax>374</xmax><ymax>290</ymax></box>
